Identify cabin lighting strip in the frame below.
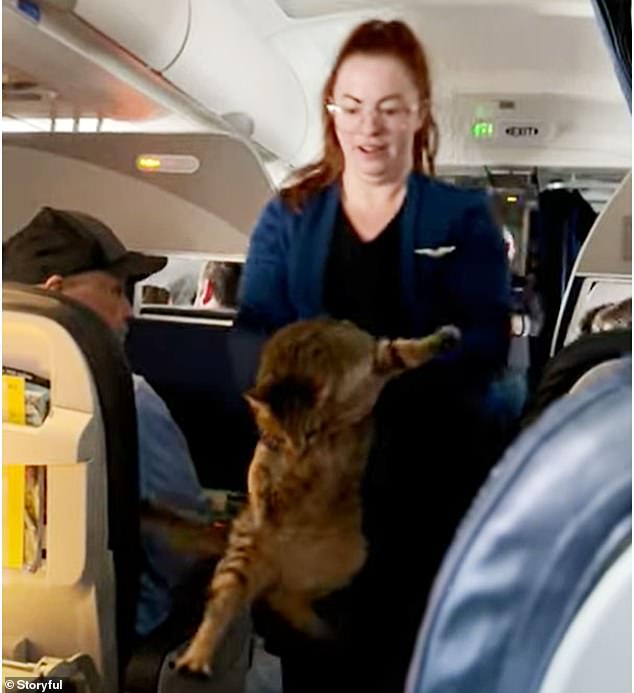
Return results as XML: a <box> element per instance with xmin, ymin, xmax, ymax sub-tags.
<box><xmin>136</xmin><ymin>154</ymin><xmax>200</xmax><ymax>174</ymax></box>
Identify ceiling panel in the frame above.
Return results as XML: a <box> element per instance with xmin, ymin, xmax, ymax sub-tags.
<box><xmin>261</xmin><ymin>0</ymin><xmax>630</xmax><ymax>166</ymax></box>
<box><xmin>272</xmin><ymin>0</ymin><xmax>593</xmax><ymax>20</ymax></box>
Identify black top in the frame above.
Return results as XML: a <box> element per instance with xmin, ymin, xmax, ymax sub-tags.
<box><xmin>322</xmin><ymin>205</ymin><xmax>403</xmax><ymax>338</ymax></box>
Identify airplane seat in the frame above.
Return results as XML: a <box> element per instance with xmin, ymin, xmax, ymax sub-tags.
<box><xmin>405</xmin><ymin>356</ymin><xmax>631</xmax><ymax>693</ymax></box>
<box><xmin>3</xmin><ymin>284</ymin><xmax>252</xmax><ymax>693</ymax></box>
<box><xmin>556</xmin><ymin>276</ymin><xmax>631</xmax><ymax>353</ymax></box>
<box><xmin>126</xmin><ymin>318</ymin><xmax>256</xmax><ymax>492</ymax></box>
<box><xmin>538</xmin><ymin>543</ymin><xmax>630</xmax><ymax>693</ymax></box>
<box><xmin>568</xmin><ymin>357</ymin><xmax>624</xmax><ymax>394</ymax></box>
<box><xmin>2</xmin><ymin>283</ymin><xmax>140</xmax><ymax>692</ymax></box>
<box><xmin>126</xmin><ymin>607</ymin><xmax>252</xmax><ymax>693</ymax></box>
<box><xmin>522</xmin><ymin>328</ymin><xmax>631</xmax><ymax>427</ymax></box>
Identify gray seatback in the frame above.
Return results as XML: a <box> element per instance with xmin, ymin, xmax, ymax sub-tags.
<box><xmin>3</xmin><ymin>284</ymin><xmax>140</xmax><ymax>692</ymax></box>
<box><xmin>406</xmin><ymin>358</ymin><xmax>631</xmax><ymax>693</ymax></box>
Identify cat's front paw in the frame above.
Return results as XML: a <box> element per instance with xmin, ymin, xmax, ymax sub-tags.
<box><xmin>435</xmin><ymin>325</ymin><xmax>461</xmax><ymax>351</ymax></box>
<box><xmin>174</xmin><ymin>623</ymin><xmax>216</xmax><ymax>677</ymax></box>
<box><xmin>175</xmin><ymin>644</ymin><xmax>213</xmax><ymax>677</ymax></box>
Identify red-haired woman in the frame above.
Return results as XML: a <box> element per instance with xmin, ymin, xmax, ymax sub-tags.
<box><xmin>238</xmin><ymin>19</ymin><xmax>511</xmax><ymax>692</ymax></box>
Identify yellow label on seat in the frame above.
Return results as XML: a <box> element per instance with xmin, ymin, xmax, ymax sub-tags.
<box><xmin>3</xmin><ymin>466</ymin><xmax>25</xmax><ymax>568</ymax></box>
<box><xmin>3</xmin><ymin>375</ymin><xmax>26</xmax><ymax>425</ymax></box>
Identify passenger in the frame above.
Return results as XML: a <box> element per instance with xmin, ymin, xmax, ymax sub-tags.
<box><xmin>166</xmin><ymin>273</ymin><xmax>198</xmax><ymax>306</ymax></box>
<box><xmin>579</xmin><ymin>296</ymin><xmax>632</xmax><ymax>334</ymax></box>
<box><xmin>482</xmin><ymin>198</ymin><xmax>541</xmax><ymax>431</ymax></box>
<box><xmin>489</xmin><ymin>272</ymin><xmax>543</xmax><ymax>430</ymax></box>
<box><xmin>237</xmin><ymin>19</ymin><xmax>511</xmax><ymax>693</ymax></box>
<box><xmin>522</xmin><ymin>297</ymin><xmax>632</xmax><ymax>427</ymax></box>
<box><xmin>195</xmin><ymin>259</ymin><xmax>241</xmax><ymax>310</ymax></box>
<box><xmin>488</xmin><ymin>209</ymin><xmax>544</xmax><ymax>435</ymax></box>
<box><xmin>142</xmin><ymin>284</ymin><xmax>171</xmax><ymax>304</ymax></box>
<box><xmin>2</xmin><ymin>207</ymin><xmax>212</xmax><ymax>640</ymax></box>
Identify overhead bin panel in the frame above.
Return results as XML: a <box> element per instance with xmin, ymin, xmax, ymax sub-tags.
<box><xmin>2</xmin><ymin>4</ymin><xmax>168</xmax><ymax>121</ymax></box>
<box><xmin>163</xmin><ymin>0</ymin><xmax>307</xmax><ymax>162</ymax></box>
<box><xmin>74</xmin><ymin>0</ymin><xmax>190</xmax><ymax>72</ymax></box>
<box><xmin>3</xmin><ymin>133</ymin><xmax>275</xmax><ymax>253</ymax></box>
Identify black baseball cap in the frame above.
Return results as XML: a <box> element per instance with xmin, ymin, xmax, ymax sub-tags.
<box><xmin>3</xmin><ymin>207</ymin><xmax>167</xmax><ymax>284</ymax></box>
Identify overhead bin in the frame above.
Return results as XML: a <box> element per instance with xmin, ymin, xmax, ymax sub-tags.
<box><xmin>162</xmin><ymin>0</ymin><xmax>308</xmax><ymax>162</ymax></box>
<box><xmin>73</xmin><ymin>0</ymin><xmax>190</xmax><ymax>72</ymax></box>
<box><xmin>3</xmin><ymin>132</ymin><xmax>275</xmax><ymax>253</ymax></box>
<box><xmin>2</xmin><ymin>1</ymin><xmax>231</xmax><ymax>130</ymax></box>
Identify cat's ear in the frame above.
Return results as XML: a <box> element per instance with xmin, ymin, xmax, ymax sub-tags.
<box><xmin>247</xmin><ymin>376</ymin><xmax>326</xmax><ymax>418</ymax></box>
<box><xmin>244</xmin><ymin>390</ymin><xmax>272</xmax><ymax>420</ymax></box>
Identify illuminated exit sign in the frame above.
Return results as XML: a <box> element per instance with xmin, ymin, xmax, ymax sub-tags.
<box><xmin>471</xmin><ymin>121</ymin><xmax>494</xmax><ymax>139</ymax></box>
<box><xmin>471</xmin><ymin>118</ymin><xmax>549</xmax><ymax>146</ymax></box>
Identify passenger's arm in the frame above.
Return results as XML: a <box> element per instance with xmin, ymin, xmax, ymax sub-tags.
<box><xmin>444</xmin><ymin>199</ymin><xmax>511</xmax><ymax>375</ymax></box>
<box><xmin>133</xmin><ymin>375</ymin><xmax>211</xmax><ymax>518</ymax></box>
<box><xmin>236</xmin><ymin>196</ymin><xmax>296</xmax><ymax>333</ymax></box>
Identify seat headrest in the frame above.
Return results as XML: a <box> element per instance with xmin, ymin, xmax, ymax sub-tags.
<box><xmin>407</xmin><ymin>358</ymin><xmax>632</xmax><ymax>693</ymax></box>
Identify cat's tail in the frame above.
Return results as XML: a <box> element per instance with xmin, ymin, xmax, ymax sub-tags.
<box><xmin>140</xmin><ymin>501</ymin><xmax>229</xmax><ymax>556</ymax></box>
<box><xmin>374</xmin><ymin>325</ymin><xmax>461</xmax><ymax>375</ymax></box>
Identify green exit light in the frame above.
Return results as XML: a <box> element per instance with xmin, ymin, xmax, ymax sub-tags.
<box><xmin>471</xmin><ymin>121</ymin><xmax>494</xmax><ymax>139</ymax></box>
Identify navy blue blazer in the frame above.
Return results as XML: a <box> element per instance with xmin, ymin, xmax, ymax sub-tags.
<box><xmin>238</xmin><ymin>173</ymin><xmax>511</xmax><ymax>379</ymax></box>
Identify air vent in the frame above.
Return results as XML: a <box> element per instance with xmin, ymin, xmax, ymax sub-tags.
<box><xmin>3</xmin><ymin>91</ymin><xmax>46</xmax><ymax>102</ymax></box>
<box><xmin>2</xmin><ymin>65</ymin><xmax>57</xmax><ymax>103</ymax></box>
<box><xmin>3</xmin><ymin>83</ymin><xmax>57</xmax><ymax>102</ymax></box>
<box><xmin>485</xmin><ymin>167</ymin><xmax>538</xmax><ymax>191</ymax></box>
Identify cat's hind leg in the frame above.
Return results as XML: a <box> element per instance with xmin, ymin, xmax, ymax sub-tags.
<box><xmin>266</xmin><ymin>589</ymin><xmax>332</xmax><ymax>639</ymax></box>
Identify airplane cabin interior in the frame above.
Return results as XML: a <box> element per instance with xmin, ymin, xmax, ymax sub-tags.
<box><xmin>1</xmin><ymin>1</ymin><xmax>631</xmax><ymax>692</ymax></box>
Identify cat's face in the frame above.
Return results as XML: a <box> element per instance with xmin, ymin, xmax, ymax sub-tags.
<box><xmin>246</xmin><ymin>319</ymin><xmax>378</xmax><ymax>452</ymax></box>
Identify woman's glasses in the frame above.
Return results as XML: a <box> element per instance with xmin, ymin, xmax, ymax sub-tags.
<box><xmin>325</xmin><ymin>99</ymin><xmax>420</xmax><ymax>132</ymax></box>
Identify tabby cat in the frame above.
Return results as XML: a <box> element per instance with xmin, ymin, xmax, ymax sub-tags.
<box><xmin>176</xmin><ymin>318</ymin><xmax>460</xmax><ymax>674</ymax></box>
